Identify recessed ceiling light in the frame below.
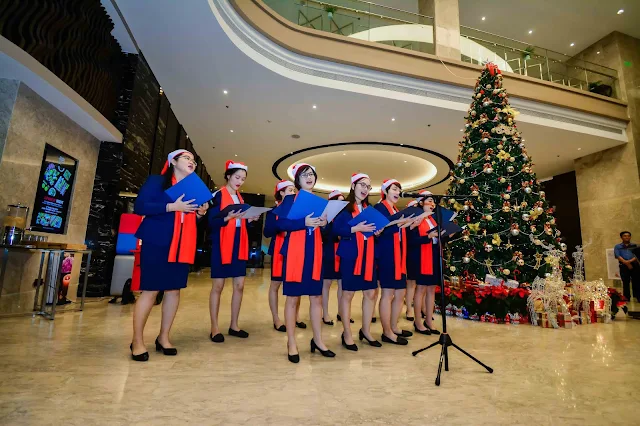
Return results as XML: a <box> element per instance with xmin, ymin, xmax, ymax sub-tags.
<box><xmin>234</xmin><ymin>154</ymin><xmax>238</xmax><ymax>157</ymax></box>
<box><xmin>400</xmin><ymin>143</ymin><xmax>404</xmax><ymax>146</ymax></box>
<box><xmin>577</xmin><ymin>148</ymin><xmax>582</xmax><ymax>151</ymax></box>
<box><xmin>481</xmin><ymin>17</ymin><xmax>486</xmax><ymax>21</ymax></box>
<box><xmin>230</xmin><ymin>129</ymin><xmax>234</xmax><ymax>132</ymax></box>
<box><xmin>460</xmin><ymin>129</ymin><xmax>464</xmax><ymax>132</ymax></box>
<box><xmin>391</xmin><ymin>118</ymin><xmax>396</xmax><ymax>121</ymax></box>
<box><xmin>617</xmin><ymin>9</ymin><xmax>624</xmax><ymax>14</ymax></box>
<box><xmin>570</xmin><ymin>43</ymin><xmax>575</xmax><ymax>47</ymax></box>
<box><xmin>528</xmin><ymin>30</ymin><xmax>533</xmax><ymax>34</ymax></box>
<box><xmin>223</xmin><ymin>90</ymin><xmax>228</xmax><ymax>94</ymax></box>
<box><xmin>404</xmin><ymin>160</ymin><xmax>407</xmax><ymax>163</ymax></box>
<box><xmin>257</xmin><ymin>193</ymin><xmax>261</xmax><ymax>195</ymax></box>
<box><xmin>597</xmin><ymin>51</ymin><xmax>601</xmax><ymax>54</ymax></box>
<box><xmin>343</xmin><ymin>153</ymin><xmax>346</xmax><ymax>156</ymax></box>
<box><xmin>312</xmin><ymin>105</ymin><xmax>317</xmax><ymax>109</ymax></box>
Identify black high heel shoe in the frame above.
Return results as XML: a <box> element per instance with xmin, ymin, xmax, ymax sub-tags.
<box><xmin>423</xmin><ymin>321</ymin><xmax>441</xmax><ymax>335</ymax></box>
<box><xmin>210</xmin><ymin>333</ymin><xmax>224</xmax><ymax>343</ymax></box>
<box><xmin>323</xmin><ymin>318</ymin><xmax>335</xmax><ymax>326</ymax></box>
<box><xmin>288</xmin><ymin>347</ymin><xmax>300</xmax><ymax>364</ymax></box>
<box><xmin>341</xmin><ymin>333</ymin><xmax>358</xmax><ymax>351</ymax></box>
<box><xmin>358</xmin><ymin>329</ymin><xmax>382</xmax><ymax>347</ymax></box>
<box><xmin>394</xmin><ymin>330</ymin><xmax>413</xmax><ymax>338</ymax></box>
<box><xmin>228</xmin><ymin>328</ymin><xmax>249</xmax><ymax>338</ymax></box>
<box><xmin>381</xmin><ymin>334</ymin><xmax>408</xmax><ymax>346</ymax></box>
<box><xmin>130</xmin><ymin>343</ymin><xmax>149</xmax><ymax>362</ymax></box>
<box><xmin>296</xmin><ymin>321</ymin><xmax>307</xmax><ymax>329</ymax></box>
<box><xmin>337</xmin><ymin>314</ymin><xmax>355</xmax><ymax>324</ymax></box>
<box><xmin>406</xmin><ymin>315</ymin><xmax>415</xmax><ymax>321</ymax></box>
<box><xmin>310</xmin><ymin>339</ymin><xmax>336</xmax><ymax>357</ymax></box>
<box><xmin>413</xmin><ymin>323</ymin><xmax>432</xmax><ymax>335</ymax></box>
<box><xmin>155</xmin><ymin>338</ymin><xmax>177</xmax><ymax>356</ymax></box>
<box><xmin>371</xmin><ymin>317</ymin><xmax>377</xmax><ymax>323</ymax></box>
<box><xmin>274</xmin><ymin>324</ymin><xmax>286</xmax><ymax>332</ymax></box>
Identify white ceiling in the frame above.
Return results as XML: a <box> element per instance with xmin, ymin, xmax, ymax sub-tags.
<box><xmin>113</xmin><ymin>0</ymin><xmax>628</xmax><ymax>195</ymax></box>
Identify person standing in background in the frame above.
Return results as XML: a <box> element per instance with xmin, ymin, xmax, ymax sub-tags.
<box><xmin>615</xmin><ymin>231</ymin><xmax>640</xmax><ymax>303</ymax></box>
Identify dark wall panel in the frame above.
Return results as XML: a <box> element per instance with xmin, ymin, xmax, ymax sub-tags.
<box><xmin>164</xmin><ymin>109</ymin><xmax>179</xmax><ymax>159</ymax></box>
<box><xmin>542</xmin><ymin>171</ymin><xmax>582</xmax><ymax>263</ymax></box>
<box><xmin>151</xmin><ymin>94</ymin><xmax>170</xmax><ymax>175</ymax></box>
<box><xmin>178</xmin><ymin>127</ymin><xmax>187</xmax><ymax>149</ymax></box>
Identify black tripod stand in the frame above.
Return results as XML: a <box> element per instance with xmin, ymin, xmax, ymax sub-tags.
<box><xmin>411</xmin><ymin>194</ymin><xmax>493</xmax><ymax>386</ymax></box>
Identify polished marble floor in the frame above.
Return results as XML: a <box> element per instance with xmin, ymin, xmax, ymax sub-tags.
<box><xmin>0</xmin><ymin>268</ymin><xmax>639</xmax><ymax>426</ymax></box>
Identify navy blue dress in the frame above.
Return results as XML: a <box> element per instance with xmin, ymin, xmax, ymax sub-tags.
<box><xmin>407</xmin><ymin>226</ymin><xmax>441</xmax><ymax>286</ymax></box>
<box><xmin>209</xmin><ymin>191</ymin><xmax>247</xmax><ymax>279</ymax></box>
<box><xmin>264</xmin><ymin>208</ymin><xmax>284</xmax><ymax>282</ymax></box>
<box><xmin>322</xmin><ymin>222</ymin><xmax>341</xmax><ymax>280</ymax></box>
<box><xmin>333</xmin><ymin>208</ymin><xmax>377</xmax><ymax>292</ymax></box>
<box><xmin>373</xmin><ymin>203</ymin><xmax>407</xmax><ymax>290</ymax></box>
<box><xmin>134</xmin><ymin>175</ymin><xmax>191</xmax><ymax>291</ymax></box>
<box><xmin>278</xmin><ymin>215</ymin><xmax>323</xmax><ymax>297</ymax></box>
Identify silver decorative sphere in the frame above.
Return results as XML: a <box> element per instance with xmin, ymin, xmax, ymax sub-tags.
<box><xmin>502</xmin><ymin>269</ymin><xmax>511</xmax><ymax>275</ymax></box>
<box><xmin>485</xmin><ymin>214</ymin><xmax>493</xmax><ymax>221</ymax></box>
<box><xmin>459</xmin><ymin>178</ymin><xmax>465</xmax><ymax>184</ymax></box>
<box><xmin>469</xmin><ymin>147</ymin><xmax>475</xmax><ymax>153</ymax></box>
<box><xmin>450</xmin><ymin>266</ymin><xmax>457</xmax><ymax>272</ymax></box>
<box><xmin>500</xmin><ymin>177</ymin><xmax>506</xmax><ymax>183</ymax></box>
<box><xmin>471</xmin><ymin>190</ymin><xmax>479</xmax><ymax>196</ymax></box>
<box><xmin>522</xmin><ymin>213</ymin><xmax>530</xmax><ymax>221</ymax></box>
<box><xmin>463</xmin><ymin>205</ymin><xmax>469</xmax><ymax>211</ymax></box>
<box><xmin>519</xmin><ymin>143</ymin><xmax>525</xmax><ymax>148</ymax></box>
<box><xmin>545</xmin><ymin>273</ymin><xmax>551</xmax><ymax>278</ymax></box>
<box><xmin>485</xmin><ymin>84</ymin><xmax>492</xmax><ymax>89</ymax></box>
<box><xmin>482</xmin><ymin>137</ymin><xmax>489</xmax><ymax>143</ymax></box>
<box><xmin>485</xmin><ymin>167</ymin><xmax>493</xmax><ymax>174</ymax></box>
<box><xmin>560</xmin><ymin>243</ymin><xmax>567</xmax><ymax>251</ymax></box>
<box><xmin>540</xmin><ymin>191</ymin><xmax>545</xmax><ymax>198</ymax></box>
<box><xmin>509</xmin><ymin>157</ymin><xmax>516</xmax><ymax>162</ymax></box>
<box><xmin>465</xmin><ymin>162</ymin><xmax>471</xmax><ymax>167</ymax></box>
<box><xmin>497</xmin><ymin>144</ymin><xmax>503</xmax><ymax>150</ymax></box>
<box><xmin>463</xmin><ymin>235</ymin><xmax>470</xmax><ymax>241</ymax></box>
<box><xmin>485</xmin><ymin>244</ymin><xmax>493</xmax><ymax>252</ymax></box>
<box><xmin>457</xmin><ymin>162</ymin><xmax>463</xmax><ymax>167</ymax></box>
<box><xmin>483</xmin><ymin>101</ymin><xmax>491</xmax><ymax>107</ymax></box>
<box><xmin>449</xmin><ymin>176</ymin><xmax>455</xmax><ymax>182</ymax></box>
<box><xmin>511</xmin><ymin>228</ymin><xmax>520</xmax><ymax>236</ymax></box>
<box><xmin>534</xmin><ymin>239</ymin><xmax>542</xmax><ymax>245</ymax></box>
<box><xmin>549</xmin><ymin>218</ymin><xmax>556</xmax><ymax>225</ymax></box>
<box><xmin>507</xmin><ymin>166</ymin><xmax>515</xmax><ymax>173</ymax></box>
<box><xmin>517</xmin><ymin>259</ymin><xmax>525</xmax><ymax>266</ymax></box>
<box><xmin>463</xmin><ymin>256</ymin><xmax>471</xmax><ymax>264</ymax></box>
<box><xmin>503</xmin><ymin>193</ymin><xmax>511</xmax><ymax>200</ymax></box>
<box><xmin>449</xmin><ymin>198</ymin><xmax>456</xmax><ymax>204</ymax></box>
<box><xmin>524</xmin><ymin>187</ymin><xmax>532</xmax><ymax>194</ymax></box>
<box><xmin>536</xmin><ymin>207</ymin><xmax>544</xmax><ymax>214</ymax></box>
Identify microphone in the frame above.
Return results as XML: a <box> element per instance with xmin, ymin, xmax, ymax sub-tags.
<box><xmin>401</xmin><ymin>191</ymin><xmax>428</xmax><ymax>198</ymax></box>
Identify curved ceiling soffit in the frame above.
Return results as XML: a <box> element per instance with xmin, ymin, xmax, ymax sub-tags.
<box><xmin>272</xmin><ymin>142</ymin><xmax>455</xmax><ymax>192</ymax></box>
<box><xmin>210</xmin><ymin>0</ymin><xmax>629</xmax><ymax>140</ymax></box>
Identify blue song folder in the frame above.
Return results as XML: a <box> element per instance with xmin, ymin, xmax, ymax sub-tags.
<box><xmin>164</xmin><ymin>173</ymin><xmax>213</xmax><ymax>207</ymax></box>
<box><xmin>215</xmin><ymin>204</ymin><xmax>251</xmax><ymax>218</ymax></box>
<box><xmin>348</xmin><ymin>206</ymin><xmax>390</xmax><ymax>238</ymax></box>
<box><xmin>286</xmin><ymin>191</ymin><xmax>328</xmax><ymax>220</ymax></box>
<box><xmin>388</xmin><ymin>206</ymin><xmax>423</xmax><ymax>222</ymax></box>
<box><xmin>439</xmin><ymin>207</ymin><xmax>462</xmax><ymax>235</ymax></box>
<box><xmin>271</xmin><ymin>194</ymin><xmax>295</xmax><ymax>217</ymax></box>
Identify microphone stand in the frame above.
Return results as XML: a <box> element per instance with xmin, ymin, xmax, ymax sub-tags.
<box><xmin>410</xmin><ymin>194</ymin><xmax>493</xmax><ymax>386</ymax></box>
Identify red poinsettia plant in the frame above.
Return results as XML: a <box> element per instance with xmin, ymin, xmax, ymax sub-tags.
<box><xmin>608</xmin><ymin>287</ymin><xmax>627</xmax><ymax>315</ymax></box>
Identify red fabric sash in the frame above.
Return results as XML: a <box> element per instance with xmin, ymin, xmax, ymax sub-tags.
<box><xmin>285</xmin><ymin>194</ymin><xmax>323</xmax><ymax>282</ymax></box>
<box><xmin>418</xmin><ymin>218</ymin><xmax>436</xmax><ymax>275</ymax></box>
<box><xmin>334</xmin><ymin>242</ymin><xmax>340</xmax><ymax>273</ymax></box>
<box><xmin>219</xmin><ymin>186</ymin><xmax>248</xmax><ymax>265</ymax></box>
<box><xmin>352</xmin><ymin>204</ymin><xmax>374</xmax><ymax>281</ymax></box>
<box><xmin>168</xmin><ymin>176</ymin><xmax>197</xmax><ymax>264</ymax></box>
<box><xmin>272</xmin><ymin>206</ymin><xmax>285</xmax><ymax>278</ymax></box>
<box><xmin>381</xmin><ymin>201</ymin><xmax>407</xmax><ymax>279</ymax></box>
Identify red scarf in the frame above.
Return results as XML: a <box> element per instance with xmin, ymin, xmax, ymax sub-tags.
<box><xmin>381</xmin><ymin>200</ymin><xmax>407</xmax><ymax>279</ymax></box>
<box><xmin>219</xmin><ymin>186</ymin><xmax>249</xmax><ymax>265</ymax></box>
<box><xmin>285</xmin><ymin>194</ymin><xmax>323</xmax><ymax>282</ymax></box>
<box><xmin>168</xmin><ymin>176</ymin><xmax>197</xmax><ymax>264</ymax></box>
<box><xmin>352</xmin><ymin>204</ymin><xmax>374</xmax><ymax>281</ymax></box>
<box><xmin>334</xmin><ymin>242</ymin><xmax>340</xmax><ymax>273</ymax></box>
<box><xmin>418</xmin><ymin>216</ymin><xmax>437</xmax><ymax>275</ymax></box>
<box><xmin>272</xmin><ymin>203</ymin><xmax>285</xmax><ymax>279</ymax></box>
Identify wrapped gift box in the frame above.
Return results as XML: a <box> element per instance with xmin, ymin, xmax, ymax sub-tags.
<box><xmin>484</xmin><ymin>274</ymin><xmax>504</xmax><ymax>287</ymax></box>
<box><xmin>505</xmin><ymin>279</ymin><xmax>520</xmax><ymax>289</ymax></box>
<box><xmin>557</xmin><ymin>312</ymin><xmax>573</xmax><ymax>329</ymax></box>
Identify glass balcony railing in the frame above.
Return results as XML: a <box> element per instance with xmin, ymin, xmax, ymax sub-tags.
<box><xmin>261</xmin><ymin>0</ymin><xmax>619</xmax><ymax>99</ymax></box>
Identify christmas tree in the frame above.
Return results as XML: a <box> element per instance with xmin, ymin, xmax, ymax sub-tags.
<box><xmin>445</xmin><ymin>63</ymin><xmax>572</xmax><ymax>285</ymax></box>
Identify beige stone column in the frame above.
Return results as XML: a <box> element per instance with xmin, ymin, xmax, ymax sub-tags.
<box><xmin>574</xmin><ymin>32</ymin><xmax>640</xmax><ymax>286</ymax></box>
<box><xmin>418</xmin><ymin>0</ymin><xmax>460</xmax><ymax>60</ymax></box>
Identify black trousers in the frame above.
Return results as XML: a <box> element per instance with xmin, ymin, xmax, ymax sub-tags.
<box><xmin>620</xmin><ymin>262</ymin><xmax>640</xmax><ymax>302</ymax></box>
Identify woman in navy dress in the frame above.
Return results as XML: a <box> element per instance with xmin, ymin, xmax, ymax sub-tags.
<box><xmin>404</xmin><ymin>199</ymin><xmax>419</xmax><ymax>321</ymax></box>
<box><xmin>374</xmin><ymin>179</ymin><xmax>413</xmax><ymax>345</ymax></box>
<box><xmin>279</xmin><ymin>163</ymin><xmax>334</xmax><ymax>363</ymax></box>
<box><xmin>321</xmin><ymin>189</ymin><xmax>345</xmax><ymax>326</ymax></box>
<box><xmin>333</xmin><ymin>173</ymin><xmax>380</xmax><ymax>350</ymax></box>
<box><xmin>407</xmin><ymin>191</ymin><xmax>442</xmax><ymax>335</ymax></box>
<box><xmin>263</xmin><ymin>180</ymin><xmax>305</xmax><ymax>332</ymax></box>
<box><xmin>208</xmin><ymin>160</ymin><xmax>259</xmax><ymax>343</ymax></box>
<box><xmin>131</xmin><ymin>149</ymin><xmax>208</xmax><ymax>361</ymax></box>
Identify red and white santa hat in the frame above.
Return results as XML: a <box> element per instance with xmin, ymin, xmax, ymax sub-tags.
<box><xmin>291</xmin><ymin>163</ymin><xmax>315</xmax><ymax>177</ymax></box>
<box><xmin>419</xmin><ymin>190</ymin><xmax>434</xmax><ymax>201</ymax></box>
<box><xmin>274</xmin><ymin>180</ymin><xmax>294</xmax><ymax>195</ymax></box>
<box><xmin>351</xmin><ymin>173</ymin><xmax>369</xmax><ymax>184</ymax></box>
<box><xmin>328</xmin><ymin>189</ymin><xmax>342</xmax><ymax>199</ymax></box>
<box><xmin>407</xmin><ymin>200</ymin><xmax>418</xmax><ymax>207</ymax></box>
<box><xmin>225</xmin><ymin>160</ymin><xmax>248</xmax><ymax>171</ymax></box>
<box><xmin>381</xmin><ymin>178</ymin><xmax>400</xmax><ymax>193</ymax></box>
<box><xmin>161</xmin><ymin>149</ymin><xmax>192</xmax><ymax>175</ymax></box>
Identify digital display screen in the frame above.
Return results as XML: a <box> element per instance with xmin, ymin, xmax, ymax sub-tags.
<box><xmin>30</xmin><ymin>144</ymin><xmax>77</xmax><ymax>234</ymax></box>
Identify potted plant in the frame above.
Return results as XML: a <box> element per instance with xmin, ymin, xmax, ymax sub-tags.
<box><xmin>324</xmin><ymin>5</ymin><xmax>338</xmax><ymax>19</ymax></box>
<box><xmin>522</xmin><ymin>46</ymin><xmax>535</xmax><ymax>61</ymax></box>
<box><xmin>589</xmin><ymin>80</ymin><xmax>613</xmax><ymax>97</ymax></box>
